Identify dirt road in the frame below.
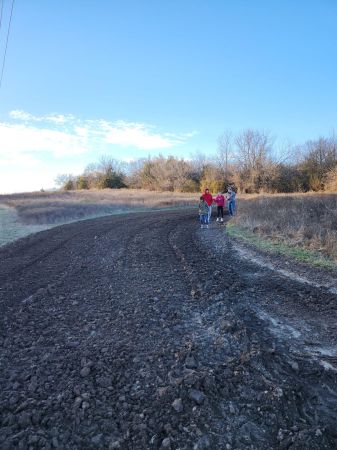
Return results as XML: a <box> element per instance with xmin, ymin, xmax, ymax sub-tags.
<box><xmin>1</xmin><ymin>210</ymin><xmax>337</xmax><ymax>449</ymax></box>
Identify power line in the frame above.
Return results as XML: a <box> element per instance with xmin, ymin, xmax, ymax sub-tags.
<box><xmin>0</xmin><ymin>1</ymin><xmax>4</xmax><ymax>33</ymax></box>
<box><xmin>0</xmin><ymin>0</ymin><xmax>15</xmax><ymax>92</ymax></box>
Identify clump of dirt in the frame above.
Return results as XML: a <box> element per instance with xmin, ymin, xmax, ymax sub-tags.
<box><xmin>0</xmin><ymin>211</ymin><xmax>337</xmax><ymax>449</ymax></box>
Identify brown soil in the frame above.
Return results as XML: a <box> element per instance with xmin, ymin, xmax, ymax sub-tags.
<box><xmin>1</xmin><ymin>210</ymin><xmax>337</xmax><ymax>449</ymax></box>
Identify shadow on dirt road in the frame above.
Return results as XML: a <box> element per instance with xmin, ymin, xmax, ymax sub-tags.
<box><xmin>0</xmin><ymin>210</ymin><xmax>337</xmax><ymax>449</ymax></box>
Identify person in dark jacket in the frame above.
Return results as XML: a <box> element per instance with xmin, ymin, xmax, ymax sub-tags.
<box><xmin>227</xmin><ymin>187</ymin><xmax>237</xmax><ymax>216</ymax></box>
<box><xmin>198</xmin><ymin>196</ymin><xmax>209</xmax><ymax>228</ymax></box>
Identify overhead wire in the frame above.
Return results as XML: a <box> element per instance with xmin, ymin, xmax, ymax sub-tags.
<box><xmin>0</xmin><ymin>0</ymin><xmax>15</xmax><ymax>92</ymax></box>
<box><xmin>0</xmin><ymin>0</ymin><xmax>4</xmax><ymax>33</ymax></box>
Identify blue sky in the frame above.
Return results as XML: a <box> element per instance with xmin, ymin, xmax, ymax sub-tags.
<box><xmin>0</xmin><ymin>0</ymin><xmax>337</xmax><ymax>193</ymax></box>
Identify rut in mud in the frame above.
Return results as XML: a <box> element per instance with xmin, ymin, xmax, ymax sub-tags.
<box><xmin>0</xmin><ymin>209</ymin><xmax>337</xmax><ymax>450</ymax></box>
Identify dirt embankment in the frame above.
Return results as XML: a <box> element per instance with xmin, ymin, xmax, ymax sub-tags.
<box><xmin>1</xmin><ymin>210</ymin><xmax>337</xmax><ymax>449</ymax></box>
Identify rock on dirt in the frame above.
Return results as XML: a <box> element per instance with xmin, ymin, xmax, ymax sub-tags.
<box><xmin>1</xmin><ymin>210</ymin><xmax>337</xmax><ymax>449</ymax></box>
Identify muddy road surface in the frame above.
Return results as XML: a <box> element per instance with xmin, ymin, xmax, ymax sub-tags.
<box><xmin>1</xmin><ymin>210</ymin><xmax>337</xmax><ymax>450</ymax></box>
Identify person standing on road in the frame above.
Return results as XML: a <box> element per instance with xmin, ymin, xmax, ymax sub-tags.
<box><xmin>227</xmin><ymin>187</ymin><xmax>236</xmax><ymax>216</ymax></box>
<box><xmin>214</xmin><ymin>192</ymin><xmax>225</xmax><ymax>222</ymax></box>
<box><xmin>198</xmin><ymin>196</ymin><xmax>209</xmax><ymax>228</ymax></box>
<box><xmin>202</xmin><ymin>188</ymin><xmax>213</xmax><ymax>224</ymax></box>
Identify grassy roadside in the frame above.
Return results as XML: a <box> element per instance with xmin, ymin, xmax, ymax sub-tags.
<box><xmin>226</xmin><ymin>222</ymin><xmax>337</xmax><ymax>269</ymax></box>
<box><xmin>0</xmin><ymin>206</ymin><xmax>54</xmax><ymax>247</ymax></box>
<box><xmin>0</xmin><ymin>203</ymin><xmax>195</xmax><ymax>247</ymax></box>
<box><xmin>0</xmin><ymin>189</ymin><xmax>197</xmax><ymax>225</ymax></box>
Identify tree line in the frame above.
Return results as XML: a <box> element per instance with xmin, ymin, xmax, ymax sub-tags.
<box><xmin>56</xmin><ymin>129</ymin><xmax>337</xmax><ymax>193</ymax></box>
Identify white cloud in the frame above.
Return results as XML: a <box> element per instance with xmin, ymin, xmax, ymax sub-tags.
<box><xmin>0</xmin><ymin>170</ymin><xmax>56</xmax><ymax>194</ymax></box>
<box><xmin>0</xmin><ymin>122</ymin><xmax>88</xmax><ymax>158</ymax></box>
<box><xmin>9</xmin><ymin>110</ymin><xmax>33</xmax><ymax>121</ymax></box>
<box><xmin>102</xmin><ymin>121</ymin><xmax>180</xmax><ymax>150</ymax></box>
<box><xmin>0</xmin><ymin>110</ymin><xmax>198</xmax><ymax>193</ymax></box>
<box><xmin>7</xmin><ymin>111</ymin><xmax>195</xmax><ymax>151</ymax></box>
<box><xmin>9</xmin><ymin>110</ymin><xmax>75</xmax><ymax>124</ymax></box>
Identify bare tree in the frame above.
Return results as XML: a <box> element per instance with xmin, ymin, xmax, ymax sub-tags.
<box><xmin>82</xmin><ymin>156</ymin><xmax>126</xmax><ymax>189</ymax></box>
<box><xmin>234</xmin><ymin>129</ymin><xmax>274</xmax><ymax>192</ymax></box>
<box><xmin>97</xmin><ymin>155</ymin><xmax>126</xmax><ymax>176</ymax></box>
<box><xmin>325</xmin><ymin>166</ymin><xmax>337</xmax><ymax>191</ymax></box>
<box><xmin>125</xmin><ymin>158</ymin><xmax>147</xmax><ymax>188</ymax></box>
<box><xmin>297</xmin><ymin>135</ymin><xmax>337</xmax><ymax>190</ymax></box>
<box><xmin>216</xmin><ymin>130</ymin><xmax>234</xmax><ymax>179</ymax></box>
<box><xmin>133</xmin><ymin>155</ymin><xmax>197</xmax><ymax>192</ymax></box>
<box><xmin>54</xmin><ymin>173</ymin><xmax>76</xmax><ymax>189</ymax></box>
<box><xmin>188</xmin><ymin>151</ymin><xmax>209</xmax><ymax>187</ymax></box>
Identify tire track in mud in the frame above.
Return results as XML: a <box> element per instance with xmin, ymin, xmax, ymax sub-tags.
<box><xmin>1</xmin><ymin>210</ymin><xmax>337</xmax><ymax>449</ymax></box>
<box><xmin>0</xmin><ymin>214</ymin><xmax>154</xmax><ymax>308</ymax></box>
<box><xmin>195</xmin><ymin>222</ymin><xmax>337</xmax><ymax>448</ymax></box>
<box><xmin>206</xmin><ymin>228</ymin><xmax>337</xmax><ymax>370</ymax></box>
<box><xmin>0</xmin><ymin>215</ymin><xmax>129</xmax><ymax>283</ymax></box>
<box><xmin>172</xmin><ymin>222</ymin><xmax>295</xmax><ymax>447</ymax></box>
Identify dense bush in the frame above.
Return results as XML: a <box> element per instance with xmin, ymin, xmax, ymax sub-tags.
<box><xmin>95</xmin><ymin>173</ymin><xmax>126</xmax><ymax>189</ymax></box>
<box><xmin>325</xmin><ymin>167</ymin><xmax>337</xmax><ymax>192</ymax></box>
<box><xmin>76</xmin><ymin>176</ymin><xmax>89</xmax><ymax>190</ymax></box>
<box><xmin>63</xmin><ymin>179</ymin><xmax>75</xmax><ymax>191</ymax></box>
<box><xmin>132</xmin><ymin>156</ymin><xmax>196</xmax><ymax>192</ymax></box>
<box><xmin>55</xmin><ymin>131</ymin><xmax>337</xmax><ymax>194</ymax></box>
<box><xmin>200</xmin><ymin>166</ymin><xmax>226</xmax><ymax>193</ymax></box>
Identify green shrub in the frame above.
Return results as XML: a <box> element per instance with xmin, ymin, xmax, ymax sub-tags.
<box><xmin>76</xmin><ymin>176</ymin><xmax>89</xmax><ymax>190</ymax></box>
<box><xmin>63</xmin><ymin>179</ymin><xmax>75</xmax><ymax>190</ymax></box>
<box><xmin>96</xmin><ymin>173</ymin><xmax>126</xmax><ymax>189</ymax></box>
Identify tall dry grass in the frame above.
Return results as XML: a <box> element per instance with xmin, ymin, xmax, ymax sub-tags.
<box><xmin>233</xmin><ymin>193</ymin><xmax>337</xmax><ymax>260</ymax></box>
<box><xmin>0</xmin><ymin>189</ymin><xmax>197</xmax><ymax>225</ymax></box>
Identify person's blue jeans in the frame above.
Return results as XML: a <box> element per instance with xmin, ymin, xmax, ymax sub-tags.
<box><xmin>200</xmin><ymin>214</ymin><xmax>208</xmax><ymax>225</ymax></box>
<box><xmin>208</xmin><ymin>205</ymin><xmax>212</xmax><ymax>222</ymax></box>
<box><xmin>228</xmin><ymin>201</ymin><xmax>236</xmax><ymax>216</ymax></box>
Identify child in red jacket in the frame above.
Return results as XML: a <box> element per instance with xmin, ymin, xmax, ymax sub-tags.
<box><xmin>214</xmin><ymin>192</ymin><xmax>225</xmax><ymax>222</ymax></box>
<box><xmin>202</xmin><ymin>188</ymin><xmax>213</xmax><ymax>223</ymax></box>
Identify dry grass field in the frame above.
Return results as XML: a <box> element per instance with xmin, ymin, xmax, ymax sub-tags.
<box><xmin>2</xmin><ymin>190</ymin><xmax>337</xmax><ymax>262</ymax></box>
<box><xmin>0</xmin><ymin>189</ymin><xmax>197</xmax><ymax>225</ymax></box>
<box><xmin>232</xmin><ymin>193</ymin><xmax>337</xmax><ymax>261</ymax></box>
